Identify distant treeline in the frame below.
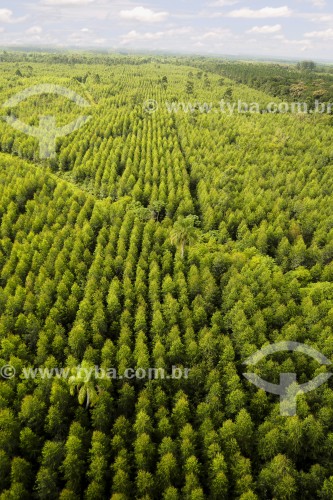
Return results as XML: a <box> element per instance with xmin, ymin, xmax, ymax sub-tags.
<box><xmin>186</xmin><ymin>58</ymin><xmax>333</xmax><ymax>107</ymax></box>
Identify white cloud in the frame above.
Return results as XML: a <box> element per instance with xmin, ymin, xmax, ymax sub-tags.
<box><xmin>121</xmin><ymin>26</ymin><xmax>238</xmax><ymax>51</ymax></box>
<box><xmin>310</xmin><ymin>0</ymin><xmax>326</xmax><ymax>7</ymax></box>
<box><xmin>0</xmin><ymin>8</ymin><xmax>26</xmax><ymax>23</ymax></box>
<box><xmin>209</xmin><ymin>0</ymin><xmax>239</xmax><ymax>6</ymax></box>
<box><xmin>119</xmin><ymin>7</ymin><xmax>168</xmax><ymax>23</ymax></box>
<box><xmin>93</xmin><ymin>38</ymin><xmax>107</xmax><ymax>44</ymax></box>
<box><xmin>228</xmin><ymin>6</ymin><xmax>292</xmax><ymax>19</ymax></box>
<box><xmin>68</xmin><ymin>29</ymin><xmax>102</xmax><ymax>45</ymax></box>
<box><xmin>122</xmin><ymin>30</ymin><xmax>163</xmax><ymax>42</ymax></box>
<box><xmin>0</xmin><ymin>8</ymin><xmax>12</xmax><ymax>22</ymax></box>
<box><xmin>121</xmin><ymin>27</ymin><xmax>191</xmax><ymax>44</ymax></box>
<box><xmin>41</xmin><ymin>0</ymin><xmax>95</xmax><ymax>6</ymax></box>
<box><xmin>305</xmin><ymin>28</ymin><xmax>333</xmax><ymax>39</ymax></box>
<box><xmin>247</xmin><ymin>24</ymin><xmax>282</xmax><ymax>34</ymax></box>
<box><xmin>307</xmin><ymin>13</ymin><xmax>333</xmax><ymax>24</ymax></box>
<box><xmin>26</xmin><ymin>26</ymin><xmax>43</xmax><ymax>35</ymax></box>
<box><xmin>273</xmin><ymin>35</ymin><xmax>313</xmax><ymax>50</ymax></box>
<box><xmin>192</xmin><ymin>28</ymin><xmax>233</xmax><ymax>41</ymax></box>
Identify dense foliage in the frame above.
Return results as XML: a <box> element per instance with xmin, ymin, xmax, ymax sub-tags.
<box><xmin>194</xmin><ymin>59</ymin><xmax>333</xmax><ymax>107</ymax></box>
<box><xmin>0</xmin><ymin>52</ymin><xmax>333</xmax><ymax>499</ymax></box>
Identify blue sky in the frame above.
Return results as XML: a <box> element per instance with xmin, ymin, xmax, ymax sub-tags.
<box><xmin>1</xmin><ymin>0</ymin><xmax>333</xmax><ymax>60</ymax></box>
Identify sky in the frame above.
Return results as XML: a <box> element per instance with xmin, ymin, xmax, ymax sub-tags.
<box><xmin>1</xmin><ymin>0</ymin><xmax>333</xmax><ymax>60</ymax></box>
